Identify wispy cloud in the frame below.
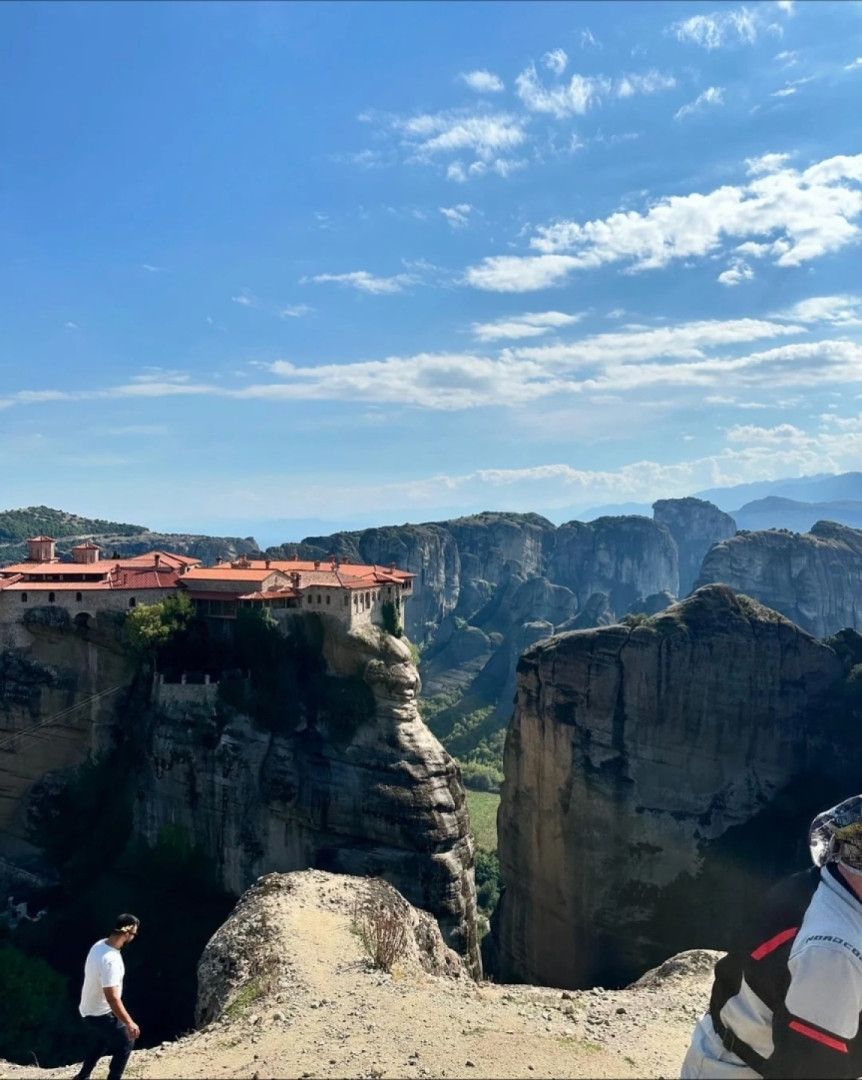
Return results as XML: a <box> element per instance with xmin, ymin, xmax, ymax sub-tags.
<box><xmin>515</xmin><ymin>64</ymin><xmax>675</xmax><ymax>118</ymax></box>
<box><xmin>305</xmin><ymin>270</ymin><xmax>418</xmax><ymax>294</ymax></box>
<box><xmin>580</xmin><ymin>29</ymin><xmax>599</xmax><ymax>49</ymax></box>
<box><xmin>279</xmin><ymin>304</ymin><xmax>313</xmax><ymax>318</ymax></box>
<box><xmin>465</xmin><ymin>151</ymin><xmax>862</xmax><ymax>290</ymax></box>
<box><xmin>439</xmin><ymin>204</ymin><xmax>473</xmax><ymax>228</ymax></box>
<box><xmin>471</xmin><ymin>311</ymin><xmax>582</xmax><ymax>341</ymax></box>
<box><xmin>670</xmin><ymin>6</ymin><xmax>759</xmax><ymax>49</ymax></box>
<box><xmin>462</xmin><ymin>70</ymin><xmax>505</xmax><ymax>93</ymax></box>
<box><xmin>231</xmin><ymin>292</ymin><xmax>258</xmax><ymax>307</ymax></box>
<box><xmin>64</xmin><ymin>321</ymin><xmax>78</xmax><ymax>330</ymax></box>
<box><xmin>775</xmin><ymin>49</ymin><xmax>799</xmax><ymax>66</ymax></box>
<box><xmin>717</xmin><ymin>259</ymin><xmax>754</xmax><ymax>286</ymax></box>
<box><xmin>674</xmin><ymin>86</ymin><xmax>724</xmax><ymax>121</ymax></box>
<box><xmin>845</xmin><ymin>58</ymin><xmax>862</xmax><ymax>71</ymax></box>
<box><xmin>141</xmin><ymin>263</ymin><xmax>162</xmax><ymax>273</ymax></box>
<box><xmin>542</xmin><ymin>49</ymin><xmax>568</xmax><ymax>75</ymax></box>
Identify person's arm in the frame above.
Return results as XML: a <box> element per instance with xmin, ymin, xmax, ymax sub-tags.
<box><xmin>765</xmin><ymin>946</ymin><xmax>861</xmax><ymax>1079</ymax></box>
<box><xmin>104</xmin><ymin>986</ymin><xmax>140</xmax><ymax>1040</ymax></box>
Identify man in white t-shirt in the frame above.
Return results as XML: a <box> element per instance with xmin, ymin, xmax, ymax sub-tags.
<box><xmin>74</xmin><ymin>913</ymin><xmax>140</xmax><ymax>1080</ymax></box>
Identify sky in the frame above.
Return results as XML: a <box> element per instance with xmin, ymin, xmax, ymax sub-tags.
<box><xmin>1</xmin><ymin>0</ymin><xmax>862</xmax><ymax>539</ymax></box>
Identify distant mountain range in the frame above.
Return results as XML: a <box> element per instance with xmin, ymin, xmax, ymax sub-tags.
<box><xmin>578</xmin><ymin>472</ymin><xmax>862</xmax><ymax>534</ymax></box>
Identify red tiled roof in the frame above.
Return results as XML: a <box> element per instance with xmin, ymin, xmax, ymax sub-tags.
<box><xmin>236</xmin><ymin>588</ymin><xmax>300</xmax><ymax>601</ymax></box>
<box><xmin>245</xmin><ymin>559</ymin><xmax>414</xmax><ymax>581</ymax></box>
<box><xmin>0</xmin><ymin>562</ymin><xmax>109</xmax><ymax>576</ymax></box>
<box><xmin>181</xmin><ymin>567</ymin><xmax>283</xmax><ymax>582</ymax></box>
<box><xmin>72</xmin><ymin>541</ymin><xmax>101</xmax><ymax>550</ymax></box>
<box><xmin>28</xmin><ymin>535</ymin><xmax>55</xmax><ymax>542</ymax></box>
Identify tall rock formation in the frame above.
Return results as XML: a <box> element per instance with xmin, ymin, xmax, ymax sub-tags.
<box><xmin>696</xmin><ymin>520</ymin><xmax>862</xmax><ymax>638</ymax></box>
<box><xmin>488</xmin><ymin>586</ymin><xmax>854</xmax><ymax>990</ymax></box>
<box><xmin>653</xmin><ymin>498</ymin><xmax>736</xmax><ymax>595</ymax></box>
<box><xmin>0</xmin><ymin>613</ymin><xmax>480</xmax><ymax>974</ymax></box>
<box><xmin>548</xmin><ymin>516</ymin><xmax>678</xmax><ymax>611</ymax></box>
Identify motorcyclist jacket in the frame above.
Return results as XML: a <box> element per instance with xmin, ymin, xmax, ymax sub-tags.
<box><xmin>709</xmin><ymin>864</ymin><xmax>862</xmax><ymax>1079</ymax></box>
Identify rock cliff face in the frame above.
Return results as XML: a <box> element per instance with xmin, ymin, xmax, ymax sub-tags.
<box><xmin>653</xmin><ymin>498</ymin><xmax>736</xmax><ymax>595</ymax></box>
<box><xmin>0</xmin><ymin>614</ymin><xmax>480</xmax><ymax>975</ymax></box>
<box><xmin>696</xmin><ymin>520</ymin><xmax>862</xmax><ymax>638</ymax></box>
<box><xmin>547</xmin><ymin>517</ymin><xmax>678</xmax><ymax>611</ymax></box>
<box><xmin>488</xmin><ymin>586</ymin><xmax>855</xmax><ymax>990</ymax></box>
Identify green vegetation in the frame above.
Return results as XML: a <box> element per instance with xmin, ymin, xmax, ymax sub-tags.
<box><xmin>224</xmin><ymin>979</ymin><xmax>264</xmax><ymax>1020</ymax></box>
<box><xmin>124</xmin><ymin>593</ymin><xmax>194</xmax><ymax>658</ymax></box>
<box><xmin>0</xmin><ymin>506</ymin><xmax>148</xmax><ymax>544</ymax></box>
<box><xmin>0</xmin><ymin>942</ymin><xmax>78</xmax><ymax>1065</ymax></box>
<box><xmin>381</xmin><ymin>600</ymin><xmax>402</xmax><ymax>638</ymax></box>
<box><xmin>465</xmin><ymin>790</ymin><xmax>499</xmax><ymax>851</ymax></box>
<box><xmin>474</xmin><ymin>848</ymin><xmax>501</xmax><ymax>913</ymax></box>
<box><xmin>621</xmin><ymin>612</ymin><xmax>651</xmax><ymax>628</ymax></box>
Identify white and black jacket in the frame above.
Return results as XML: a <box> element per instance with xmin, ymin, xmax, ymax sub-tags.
<box><xmin>710</xmin><ymin>864</ymin><xmax>862</xmax><ymax>1079</ymax></box>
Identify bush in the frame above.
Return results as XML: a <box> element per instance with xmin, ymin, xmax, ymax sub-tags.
<box><xmin>621</xmin><ymin>612</ymin><xmax>651</xmax><ymax>628</ymax></box>
<box><xmin>381</xmin><ymin>601</ymin><xmax>403</xmax><ymax>638</ymax></box>
<box><xmin>474</xmin><ymin>849</ymin><xmax>501</xmax><ymax>914</ymax></box>
<box><xmin>124</xmin><ymin>593</ymin><xmax>194</xmax><ymax>658</ymax></box>
<box><xmin>459</xmin><ymin>761</ymin><xmax>503</xmax><ymax>793</ymax></box>
<box><xmin>351</xmin><ymin>880</ymin><xmax>409</xmax><ymax>973</ymax></box>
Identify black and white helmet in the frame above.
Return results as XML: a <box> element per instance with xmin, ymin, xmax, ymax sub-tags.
<box><xmin>809</xmin><ymin>795</ymin><xmax>862</xmax><ymax>873</ymax></box>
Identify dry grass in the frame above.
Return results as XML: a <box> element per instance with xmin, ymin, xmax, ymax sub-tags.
<box><xmin>351</xmin><ymin>879</ymin><xmax>409</xmax><ymax>973</ymax></box>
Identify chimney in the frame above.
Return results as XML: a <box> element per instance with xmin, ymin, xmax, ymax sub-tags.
<box><xmin>154</xmin><ymin>553</ymin><xmax>161</xmax><ymax>568</ymax></box>
<box><xmin>313</xmin><ymin>560</ymin><xmax>321</xmax><ymax>570</ymax></box>
<box><xmin>389</xmin><ymin>562</ymin><xmax>396</xmax><ymax>571</ymax></box>
<box><xmin>265</xmin><ymin>559</ymin><xmax>271</xmax><ymax>570</ymax></box>
<box><xmin>216</xmin><ymin>557</ymin><xmax>222</xmax><ymax>565</ymax></box>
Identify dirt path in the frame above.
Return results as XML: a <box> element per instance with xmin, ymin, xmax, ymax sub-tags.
<box><xmin>1</xmin><ymin>873</ymin><xmax>714</xmax><ymax>1080</ymax></box>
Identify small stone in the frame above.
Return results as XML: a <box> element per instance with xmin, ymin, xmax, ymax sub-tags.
<box><xmin>465</xmin><ymin>1062</ymin><xmax>475</xmax><ymax>1069</ymax></box>
<box><xmin>616</xmin><ymin>1006</ymin><xmax>627</xmax><ymax>1015</ymax></box>
<box><xmin>561</xmin><ymin>990</ymin><xmax>573</xmax><ymax>1000</ymax></box>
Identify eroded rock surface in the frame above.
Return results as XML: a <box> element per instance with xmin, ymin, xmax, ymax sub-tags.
<box><xmin>653</xmin><ymin>498</ymin><xmax>736</xmax><ymax>595</ymax></box>
<box><xmin>488</xmin><ymin>585</ymin><xmax>855</xmax><ymax>990</ymax></box>
<box><xmin>696</xmin><ymin>520</ymin><xmax>862</xmax><ymax>637</ymax></box>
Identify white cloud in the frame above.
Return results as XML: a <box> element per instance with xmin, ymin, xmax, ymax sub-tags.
<box><xmin>306</xmin><ymin>270</ymin><xmax>418</xmax><ymax>295</ymax></box>
<box><xmin>440</xmin><ymin>204</ymin><xmax>473</xmax><ymax>228</ymax></box>
<box><xmin>771</xmin><ymin>86</ymin><xmax>796</xmax><ymax>98</ymax></box>
<box><xmin>471</xmin><ymin>311</ymin><xmax>582</xmax><ymax>342</ymax></box>
<box><xmin>775</xmin><ymin>49</ymin><xmax>799</xmax><ymax>66</ymax></box>
<box><xmin>231</xmin><ymin>293</ymin><xmax>257</xmax><ymax>307</ymax></box>
<box><xmin>141</xmin><ymin>264</ymin><xmax>162</xmax><ymax>273</ymax></box>
<box><xmin>845</xmin><ymin>58</ymin><xmax>862</xmax><ymax>71</ymax></box>
<box><xmin>775</xmin><ymin>0</ymin><xmax>795</xmax><ymax>13</ymax></box>
<box><xmin>779</xmin><ymin>295</ymin><xmax>862</xmax><ymax>326</ymax></box>
<box><xmin>671</xmin><ymin>6</ymin><xmax>759</xmax><ymax>49</ymax></box>
<box><xmin>515</xmin><ymin>64</ymin><xmax>675</xmax><ymax>118</ymax></box>
<box><xmin>464</xmin><ymin>254</ymin><xmax>583</xmax><ymax>291</ymax></box>
<box><xmin>397</xmin><ymin>109</ymin><xmax>526</xmax><ymax>163</ymax></box>
<box><xmin>674</xmin><ymin>86</ymin><xmax>724</xmax><ymax>121</ymax></box>
<box><xmin>615</xmin><ymin>70</ymin><xmax>677</xmax><ymax>98</ymax></box>
<box><xmin>580</xmin><ymin>29</ymin><xmax>599</xmax><ymax>48</ymax></box>
<box><xmin>279</xmin><ymin>304</ymin><xmax>312</xmax><ymax>318</ymax></box>
<box><xmin>64</xmin><ymin>321</ymin><xmax>78</xmax><ymax>330</ymax></box>
<box><xmin>725</xmin><ymin>422</ymin><xmax>810</xmax><ymax>445</ymax></box>
<box><xmin>464</xmin><ymin>151</ymin><xmax>862</xmax><ymax>289</ymax></box>
<box><xmin>542</xmin><ymin>49</ymin><xmax>568</xmax><ymax>75</ymax></box>
<box><xmin>717</xmin><ymin>259</ymin><xmax>754</xmax><ymax>286</ymax></box>
<box><xmin>462</xmin><ymin>70</ymin><xmax>505</xmax><ymax>93</ymax></box>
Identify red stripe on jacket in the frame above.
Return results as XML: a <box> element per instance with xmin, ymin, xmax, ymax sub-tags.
<box><xmin>750</xmin><ymin>926</ymin><xmax>798</xmax><ymax>960</ymax></box>
<box><xmin>789</xmin><ymin>1020</ymin><xmax>849</xmax><ymax>1053</ymax></box>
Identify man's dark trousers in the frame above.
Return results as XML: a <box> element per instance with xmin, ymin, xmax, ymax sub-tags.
<box><xmin>76</xmin><ymin>1013</ymin><xmax>134</xmax><ymax>1080</ymax></box>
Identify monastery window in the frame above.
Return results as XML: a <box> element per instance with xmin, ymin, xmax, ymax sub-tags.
<box><xmin>317</xmin><ymin>594</ymin><xmax>322</xmax><ymax>604</ymax></box>
<box><xmin>129</xmin><ymin>598</ymin><xmax>136</xmax><ymax>608</ymax></box>
<box><xmin>48</xmin><ymin>592</ymin><xmax>55</xmax><ymax>603</ymax></box>
<box><xmin>344</xmin><ymin>596</ymin><xmax>350</xmax><ymax>607</ymax></box>
<box><xmin>20</xmin><ymin>592</ymin><xmax>27</xmax><ymax>603</ymax></box>
<box><xmin>326</xmin><ymin>594</ymin><xmax>331</xmax><ymax>605</ymax></box>
<box><xmin>76</xmin><ymin>592</ymin><xmax>83</xmax><ymax>602</ymax></box>
<box><xmin>307</xmin><ymin>595</ymin><xmax>313</xmax><ymax>605</ymax></box>
<box><xmin>365</xmin><ymin>592</ymin><xmax>370</xmax><ymax>606</ymax></box>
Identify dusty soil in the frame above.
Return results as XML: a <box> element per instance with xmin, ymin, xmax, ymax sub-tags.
<box><xmin>0</xmin><ymin>872</ymin><xmax>717</xmax><ymax>1080</ymax></box>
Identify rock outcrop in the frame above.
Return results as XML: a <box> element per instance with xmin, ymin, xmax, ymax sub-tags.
<box><xmin>696</xmin><ymin>520</ymin><xmax>862</xmax><ymax>638</ymax></box>
<box><xmin>653</xmin><ymin>498</ymin><xmax>736</xmax><ymax>595</ymax></box>
<box><xmin>0</xmin><ymin>614</ymin><xmax>480</xmax><ymax>976</ymax></box>
<box><xmin>488</xmin><ymin>585</ymin><xmax>855</xmax><ymax>990</ymax></box>
<box><xmin>547</xmin><ymin>516</ymin><xmax>678</xmax><ymax>611</ymax></box>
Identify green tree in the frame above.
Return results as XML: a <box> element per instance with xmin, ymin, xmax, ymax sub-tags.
<box><xmin>124</xmin><ymin>593</ymin><xmax>194</xmax><ymax>657</ymax></box>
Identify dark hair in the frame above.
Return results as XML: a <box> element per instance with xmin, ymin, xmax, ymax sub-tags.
<box><xmin>114</xmin><ymin>913</ymin><xmax>140</xmax><ymax>934</ymax></box>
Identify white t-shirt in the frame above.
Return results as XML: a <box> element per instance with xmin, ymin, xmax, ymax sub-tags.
<box><xmin>79</xmin><ymin>939</ymin><xmax>124</xmax><ymax>1017</ymax></box>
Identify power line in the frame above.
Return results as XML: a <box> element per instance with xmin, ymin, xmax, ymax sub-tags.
<box><xmin>0</xmin><ymin>684</ymin><xmax>125</xmax><ymax>753</ymax></box>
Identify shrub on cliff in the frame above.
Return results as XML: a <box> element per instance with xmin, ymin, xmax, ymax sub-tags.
<box><xmin>0</xmin><ymin>943</ymin><xmax>81</xmax><ymax>1064</ymax></box>
<box><xmin>124</xmin><ymin>593</ymin><xmax>194</xmax><ymax>658</ymax></box>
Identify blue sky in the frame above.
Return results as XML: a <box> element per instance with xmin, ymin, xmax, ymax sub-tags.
<box><xmin>1</xmin><ymin>0</ymin><xmax>861</xmax><ymax>538</ymax></box>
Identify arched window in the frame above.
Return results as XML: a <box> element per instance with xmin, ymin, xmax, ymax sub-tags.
<box><xmin>129</xmin><ymin>597</ymin><xmax>136</xmax><ymax>608</ymax></box>
<box><xmin>326</xmin><ymin>594</ymin><xmax>331</xmax><ymax>605</ymax></box>
<box><xmin>48</xmin><ymin>592</ymin><xmax>55</xmax><ymax>603</ymax></box>
<box><xmin>365</xmin><ymin>592</ymin><xmax>370</xmax><ymax>606</ymax></box>
<box><xmin>317</xmin><ymin>594</ymin><xmax>322</xmax><ymax>604</ymax></box>
<box><xmin>76</xmin><ymin>592</ymin><xmax>83</xmax><ymax>602</ymax></box>
<box><xmin>307</xmin><ymin>594</ymin><xmax>313</xmax><ymax>605</ymax></box>
<box><xmin>20</xmin><ymin>592</ymin><xmax>27</xmax><ymax>603</ymax></box>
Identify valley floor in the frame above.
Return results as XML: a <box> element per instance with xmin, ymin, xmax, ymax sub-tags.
<box><xmin>1</xmin><ymin>874</ymin><xmax>714</xmax><ymax>1080</ymax></box>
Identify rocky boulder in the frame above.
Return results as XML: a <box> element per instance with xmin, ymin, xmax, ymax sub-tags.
<box><xmin>696</xmin><ymin>520</ymin><xmax>862</xmax><ymax>638</ymax></box>
<box><xmin>653</xmin><ymin>498</ymin><xmax>736</xmax><ymax>595</ymax></box>
<box><xmin>488</xmin><ymin>585</ymin><xmax>852</xmax><ymax>990</ymax></box>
